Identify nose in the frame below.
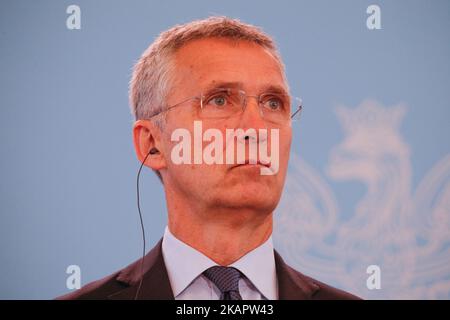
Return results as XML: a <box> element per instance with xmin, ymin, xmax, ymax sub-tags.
<box><xmin>239</xmin><ymin>95</ymin><xmax>267</xmax><ymax>131</ymax></box>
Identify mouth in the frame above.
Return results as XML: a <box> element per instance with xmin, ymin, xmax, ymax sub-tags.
<box><xmin>230</xmin><ymin>159</ymin><xmax>271</xmax><ymax>169</ymax></box>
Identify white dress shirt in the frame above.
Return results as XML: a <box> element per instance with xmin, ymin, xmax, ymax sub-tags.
<box><xmin>161</xmin><ymin>226</ymin><xmax>278</xmax><ymax>300</ymax></box>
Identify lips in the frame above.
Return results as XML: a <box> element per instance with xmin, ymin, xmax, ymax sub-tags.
<box><xmin>230</xmin><ymin>159</ymin><xmax>270</xmax><ymax>169</ymax></box>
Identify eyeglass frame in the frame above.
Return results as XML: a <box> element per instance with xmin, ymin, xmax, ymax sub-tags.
<box><xmin>146</xmin><ymin>88</ymin><xmax>303</xmax><ymax>122</ymax></box>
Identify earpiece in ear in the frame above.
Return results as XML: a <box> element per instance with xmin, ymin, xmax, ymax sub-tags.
<box><xmin>149</xmin><ymin>148</ymin><xmax>159</xmax><ymax>155</ymax></box>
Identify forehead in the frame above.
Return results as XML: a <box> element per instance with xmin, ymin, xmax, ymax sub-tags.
<box><xmin>171</xmin><ymin>38</ymin><xmax>287</xmax><ymax>95</ymax></box>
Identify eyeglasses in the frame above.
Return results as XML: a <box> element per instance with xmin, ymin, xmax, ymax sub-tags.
<box><xmin>147</xmin><ymin>87</ymin><xmax>303</xmax><ymax>124</ymax></box>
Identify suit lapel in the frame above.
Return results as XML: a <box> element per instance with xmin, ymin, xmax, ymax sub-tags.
<box><xmin>274</xmin><ymin>250</ymin><xmax>320</xmax><ymax>300</ymax></box>
<box><xmin>107</xmin><ymin>239</ymin><xmax>174</xmax><ymax>300</ymax></box>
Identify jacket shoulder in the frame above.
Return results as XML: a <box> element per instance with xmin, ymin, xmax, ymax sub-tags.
<box><xmin>56</xmin><ymin>270</ymin><xmax>126</xmax><ymax>300</ymax></box>
<box><xmin>290</xmin><ymin>265</ymin><xmax>361</xmax><ymax>300</ymax></box>
<box><xmin>274</xmin><ymin>250</ymin><xmax>361</xmax><ymax>300</ymax></box>
<box><xmin>56</xmin><ymin>239</ymin><xmax>166</xmax><ymax>300</ymax></box>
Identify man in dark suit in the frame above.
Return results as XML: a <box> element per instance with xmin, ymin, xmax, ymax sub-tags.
<box><xmin>59</xmin><ymin>239</ymin><xmax>357</xmax><ymax>300</ymax></box>
<box><xmin>60</xmin><ymin>16</ymin><xmax>359</xmax><ymax>300</ymax></box>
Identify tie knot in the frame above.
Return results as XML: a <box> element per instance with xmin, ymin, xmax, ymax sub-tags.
<box><xmin>203</xmin><ymin>266</ymin><xmax>242</xmax><ymax>294</ymax></box>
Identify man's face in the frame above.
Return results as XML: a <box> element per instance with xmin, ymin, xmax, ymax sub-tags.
<box><xmin>160</xmin><ymin>38</ymin><xmax>292</xmax><ymax>214</ymax></box>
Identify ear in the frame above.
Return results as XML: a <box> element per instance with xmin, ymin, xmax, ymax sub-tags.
<box><xmin>132</xmin><ymin>119</ymin><xmax>167</xmax><ymax>171</ymax></box>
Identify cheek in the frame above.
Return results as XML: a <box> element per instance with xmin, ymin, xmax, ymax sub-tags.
<box><xmin>278</xmin><ymin>130</ymin><xmax>292</xmax><ymax>154</ymax></box>
<box><xmin>166</xmin><ymin>158</ymin><xmax>223</xmax><ymax>182</ymax></box>
<box><xmin>166</xmin><ymin>163</ymin><xmax>203</xmax><ymax>191</ymax></box>
<box><xmin>277</xmin><ymin>130</ymin><xmax>292</xmax><ymax>176</ymax></box>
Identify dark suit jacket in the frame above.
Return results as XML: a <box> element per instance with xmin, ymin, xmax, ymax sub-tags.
<box><xmin>58</xmin><ymin>239</ymin><xmax>360</xmax><ymax>300</ymax></box>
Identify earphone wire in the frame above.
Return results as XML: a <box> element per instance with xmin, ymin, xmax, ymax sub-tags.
<box><xmin>134</xmin><ymin>149</ymin><xmax>152</xmax><ymax>300</ymax></box>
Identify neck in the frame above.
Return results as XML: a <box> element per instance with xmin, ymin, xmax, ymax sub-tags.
<box><xmin>166</xmin><ymin>199</ymin><xmax>273</xmax><ymax>266</ymax></box>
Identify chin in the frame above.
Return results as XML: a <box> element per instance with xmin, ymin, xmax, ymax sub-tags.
<box><xmin>219</xmin><ymin>190</ymin><xmax>280</xmax><ymax>213</ymax></box>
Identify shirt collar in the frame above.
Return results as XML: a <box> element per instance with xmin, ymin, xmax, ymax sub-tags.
<box><xmin>230</xmin><ymin>234</ymin><xmax>278</xmax><ymax>300</ymax></box>
<box><xmin>162</xmin><ymin>227</ymin><xmax>217</xmax><ymax>297</ymax></box>
<box><xmin>162</xmin><ymin>226</ymin><xmax>278</xmax><ymax>300</ymax></box>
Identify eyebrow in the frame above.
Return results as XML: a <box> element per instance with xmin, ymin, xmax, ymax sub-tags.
<box><xmin>202</xmin><ymin>81</ymin><xmax>289</xmax><ymax>96</ymax></box>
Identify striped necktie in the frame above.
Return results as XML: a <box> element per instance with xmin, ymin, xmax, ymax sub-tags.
<box><xmin>203</xmin><ymin>266</ymin><xmax>243</xmax><ymax>300</ymax></box>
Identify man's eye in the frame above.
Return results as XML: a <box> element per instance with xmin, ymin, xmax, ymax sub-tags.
<box><xmin>264</xmin><ymin>97</ymin><xmax>283</xmax><ymax>110</ymax></box>
<box><xmin>206</xmin><ymin>94</ymin><xmax>228</xmax><ymax>107</ymax></box>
